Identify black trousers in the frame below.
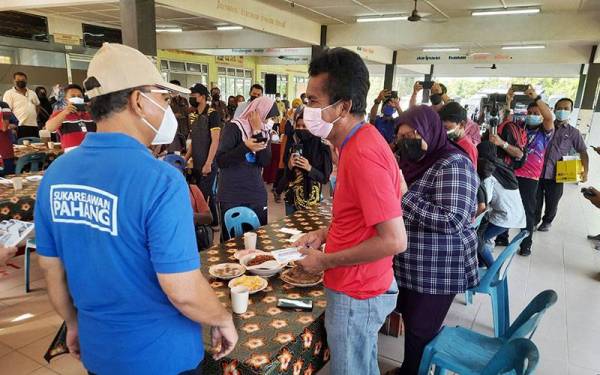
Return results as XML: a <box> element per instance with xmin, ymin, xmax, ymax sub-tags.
<box><xmin>219</xmin><ymin>200</ymin><xmax>268</xmax><ymax>241</ymax></box>
<box><xmin>193</xmin><ymin>168</ymin><xmax>218</xmax><ymax>227</ymax></box>
<box><xmin>535</xmin><ymin>178</ymin><xmax>564</xmax><ymax>225</ymax></box>
<box><xmin>517</xmin><ymin>177</ymin><xmax>539</xmax><ymax>251</ymax></box>
<box><xmin>17</xmin><ymin>126</ymin><xmax>39</xmax><ymax>139</ymax></box>
<box><xmin>396</xmin><ymin>287</ymin><xmax>455</xmax><ymax>375</ymax></box>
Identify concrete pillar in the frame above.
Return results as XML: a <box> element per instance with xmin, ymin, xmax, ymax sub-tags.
<box><xmin>421</xmin><ymin>65</ymin><xmax>434</xmax><ymax>104</ymax></box>
<box><xmin>310</xmin><ymin>25</ymin><xmax>327</xmax><ymax>60</ymax></box>
<box><xmin>383</xmin><ymin>51</ymin><xmax>397</xmax><ymax>90</ymax></box>
<box><xmin>575</xmin><ymin>46</ymin><xmax>600</xmax><ymax>137</ymax></box>
<box><xmin>574</xmin><ymin>64</ymin><xmax>587</xmax><ymax>108</ymax></box>
<box><xmin>120</xmin><ymin>0</ymin><xmax>157</xmax><ymax>56</ymax></box>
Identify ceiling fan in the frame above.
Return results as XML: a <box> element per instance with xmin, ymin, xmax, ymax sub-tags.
<box><xmin>407</xmin><ymin>0</ymin><xmax>448</xmax><ymax>23</ymax></box>
<box><xmin>475</xmin><ymin>64</ymin><xmax>498</xmax><ymax>70</ymax></box>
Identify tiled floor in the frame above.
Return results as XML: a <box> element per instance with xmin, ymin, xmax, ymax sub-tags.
<box><xmin>2</xmin><ymin>160</ymin><xmax>600</xmax><ymax>374</ymax></box>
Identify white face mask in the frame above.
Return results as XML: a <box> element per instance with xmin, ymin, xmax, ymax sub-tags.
<box><xmin>303</xmin><ymin>101</ymin><xmax>341</xmax><ymax>139</ymax></box>
<box><xmin>68</xmin><ymin>97</ymin><xmax>84</xmax><ymax>105</ymax></box>
<box><xmin>139</xmin><ymin>92</ymin><xmax>178</xmax><ymax>145</ymax></box>
<box><xmin>266</xmin><ymin>119</ymin><xmax>275</xmax><ymax>129</ymax></box>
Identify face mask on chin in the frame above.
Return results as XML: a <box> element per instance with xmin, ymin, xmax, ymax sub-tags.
<box><xmin>303</xmin><ymin>100</ymin><xmax>342</xmax><ymax>139</ymax></box>
<box><xmin>395</xmin><ymin>138</ymin><xmax>426</xmax><ymax>162</ymax></box>
<box><xmin>139</xmin><ymin>92</ymin><xmax>178</xmax><ymax>145</ymax></box>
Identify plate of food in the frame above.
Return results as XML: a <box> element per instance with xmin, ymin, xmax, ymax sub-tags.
<box><xmin>240</xmin><ymin>253</ymin><xmax>286</xmax><ymax>277</ymax></box>
<box><xmin>208</xmin><ymin>263</ymin><xmax>245</xmax><ymax>280</ymax></box>
<box><xmin>234</xmin><ymin>249</ymin><xmax>266</xmax><ymax>260</ymax></box>
<box><xmin>281</xmin><ymin>267</ymin><xmax>323</xmax><ymax>287</ymax></box>
<box><xmin>228</xmin><ymin>275</ymin><xmax>268</xmax><ymax>294</ymax></box>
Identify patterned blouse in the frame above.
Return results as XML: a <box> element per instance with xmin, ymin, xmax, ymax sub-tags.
<box><xmin>394</xmin><ymin>153</ymin><xmax>479</xmax><ymax>295</ymax></box>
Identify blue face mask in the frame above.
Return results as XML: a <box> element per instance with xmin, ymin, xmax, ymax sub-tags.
<box><xmin>555</xmin><ymin>109</ymin><xmax>571</xmax><ymax>122</ymax></box>
<box><xmin>382</xmin><ymin>105</ymin><xmax>395</xmax><ymax>117</ymax></box>
<box><xmin>525</xmin><ymin>115</ymin><xmax>543</xmax><ymax>127</ymax></box>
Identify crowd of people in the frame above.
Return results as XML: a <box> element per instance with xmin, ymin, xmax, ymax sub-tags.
<box><xmin>0</xmin><ymin>41</ymin><xmax>593</xmax><ymax>375</ymax></box>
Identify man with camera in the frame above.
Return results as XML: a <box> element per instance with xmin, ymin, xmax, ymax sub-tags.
<box><xmin>369</xmin><ymin>89</ymin><xmax>402</xmax><ymax>145</ymax></box>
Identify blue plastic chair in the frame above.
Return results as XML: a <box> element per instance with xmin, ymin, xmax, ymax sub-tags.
<box><xmin>24</xmin><ymin>238</ymin><xmax>36</xmax><ymax>293</ymax></box>
<box><xmin>224</xmin><ymin>207</ymin><xmax>261</xmax><ymax>239</ymax></box>
<box><xmin>163</xmin><ymin>154</ymin><xmax>186</xmax><ymax>172</ymax></box>
<box><xmin>17</xmin><ymin>137</ymin><xmax>41</xmax><ymax>145</ymax></box>
<box><xmin>418</xmin><ymin>290</ymin><xmax>557</xmax><ymax>375</ymax></box>
<box><xmin>15</xmin><ymin>152</ymin><xmax>47</xmax><ymax>175</ymax></box>
<box><xmin>466</xmin><ymin>230</ymin><xmax>529</xmax><ymax>337</ymax></box>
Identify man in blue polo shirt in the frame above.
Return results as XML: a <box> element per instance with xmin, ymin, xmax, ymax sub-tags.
<box><xmin>35</xmin><ymin>43</ymin><xmax>237</xmax><ymax>375</ymax></box>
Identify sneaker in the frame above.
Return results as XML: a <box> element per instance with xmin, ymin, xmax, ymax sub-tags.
<box><xmin>518</xmin><ymin>247</ymin><xmax>531</xmax><ymax>256</ymax></box>
<box><xmin>587</xmin><ymin>234</ymin><xmax>600</xmax><ymax>241</ymax></box>
<box><xmin>537</xmin><ymin>222</ymin><xmax>552</xmax><ymax>232</ymax></box>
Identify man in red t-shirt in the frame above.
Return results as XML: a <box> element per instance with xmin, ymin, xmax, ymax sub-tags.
<box><xmin>439</xmin><ymin>102</ymin><xmax>478</xmax><ymax>169</ymax></box>
<box><xmin>45</xmin><ymin>84</ymin><xmax>96</xmax><ymax>151</ymax></box>
<box><xmin>295</xmin><ymin>48</ymin><xmax>407</xmax><ymax>374</ymax></box>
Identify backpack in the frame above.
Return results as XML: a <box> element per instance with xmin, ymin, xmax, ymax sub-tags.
<box><xmin>497</xmin><ymin>120</ymin><xmax>528</xmax><ymax>169</ymax></box>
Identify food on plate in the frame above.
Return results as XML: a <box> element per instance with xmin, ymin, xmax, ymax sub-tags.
<box><xmin>229</xmin><ymin>275</ymin><xmax>266</xmax><ymax>292</ymax></box>
<box><xmin>281</xmin><ymin>267</ymin><xmax>323</xmax><ymax>285</ymax></box>
<box><xmin>209</xmin><ymin>263</ymin><xmax>244</xmax><ymax>279</ymax></box>
<box><xmin>234</xmin><ymin>249</ymin><xmax>264</xmax><ymax>260</ymax></box>
<box><xmin>247</xmin><ymin>254</ymin><xmax>275</xmax><ymax>267</ymax></box>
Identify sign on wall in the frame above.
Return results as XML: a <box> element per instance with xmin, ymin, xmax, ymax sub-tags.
<box><xmin>216</xmin><ymin>55</ymin><xmax>245</xmax><ymax>66</ymax></box>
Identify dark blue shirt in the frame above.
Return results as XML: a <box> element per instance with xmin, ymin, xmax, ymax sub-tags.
<box><xmin>374</xmin><ymin>116</ymin><xmax>398</xmax><ymax>144</ymax></box>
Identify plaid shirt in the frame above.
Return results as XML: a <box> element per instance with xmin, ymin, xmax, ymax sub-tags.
<box><xmin>395</xmin><ymin>153</ymin><xmax>479</xmax><ymax>295</ymax></box>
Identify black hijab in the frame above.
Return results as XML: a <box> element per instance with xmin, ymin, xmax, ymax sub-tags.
<box><xmin>477</xmin><ymin>141</ymin><xmax>519</xmax><ymax>190</ymax></box>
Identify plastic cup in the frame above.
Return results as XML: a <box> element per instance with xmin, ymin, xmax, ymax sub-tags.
<box><xmin>39</xmin><ymin>130</ymin><xmax>51</xmax><ymax>143</ymax></box>
<box><xmin>186</xmin><ymin>139</ymin><xmax>192</xmax><ymax>150</ymax></box>
<box><xmin>231</xmin><ymin>286</ymin><xmax>249</xmax><ymax>314</ymax></box>
<box><xmin>22</xmin><ymin>140</ymin><xmax>30</xmax><ymax>146</ymax></box>
<box><xmin>47</xmin><ymin>142</ymin><xmax>54</xmax><ymax>149</ymax></box>
<box><xmin>12</xmin><ymin>177</ymin><xmax>23</xmax><ymax>191</ymax></box>
<box><xmin>244</xmin><ymin>232</ymin><xmax>257</xmax><ymax>250</ymax></box>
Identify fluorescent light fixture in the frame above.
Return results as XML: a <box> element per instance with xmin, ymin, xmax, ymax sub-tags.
<box><xmin>357</xmin><ymin>15</ymin><xmax>408</xmax><ymax>23</ymax></box>
<box><xmin>501</xmin><ymin>45</ymin><xmax>545</xmax><ymax>50</ymax></box>
<box><xmin>217</xmin><ymin>26</ymin><xmax>243</xmax><ymax>31</ymax></box>
<box><xmin>423</xmin><ymin>48</ymin><xmax>460</xmax><ymax>52</ymax></box>
<box><xmin>156</xmin><ymin>27</ymin><xmax>182</xmax><ymax>33</ymax></box>
<box><xmin>11</xmin><ymin>313</ymin><xmax>34</xmax><ymax>322</ymax></box>
<box><xmin>472</xmin><ymin>7</ymin><xmax>540</xmax><ymax>16</ymax></box>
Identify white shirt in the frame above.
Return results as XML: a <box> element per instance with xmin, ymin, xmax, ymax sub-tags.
<box><xmin>483</xmin><ymin>176</ymin><xmax>526</xmax><ymax>229</ymax></box>
<box><xmin>3</xmin><ymin>87</ymin><xmax>39</xmax><ymax>127</ymax></box>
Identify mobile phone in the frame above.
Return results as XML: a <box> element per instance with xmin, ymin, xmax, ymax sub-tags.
<box><xmin>390</xmin><ymin>91</ymin><xmax>398</xmax><ymax>99</ymax></box>
<box><xmin>581</xmin><ymin>187</ymin><xmax>595</xmax><ymax>198</ymax></box>
<box><xmin>277</xmin><ymin>298</ymin><xmax>313</xmax><ymax>311</ymax></box>
<box><xmin>74</xmin><ymin>103</ymin><xmax>87</xmax><ymax>112</ymax></box>
<box><xmin>419</xmin><ymin>81</ymin><xmax>434</xmax><ymax>90</ymax></box>
<box><xmin>252</xmin><ymin>134</ymin><xmax>268</xmax><ymax>143</ymax></box>
<box><xmin>511</xmin><ymin>84</ymin><xmax>529</xmax><ymax>93</ymax></box>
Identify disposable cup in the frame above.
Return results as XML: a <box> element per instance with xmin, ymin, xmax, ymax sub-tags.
<box><xmin>231</xmin><ymin>286</ymin><xmax>249</xmax><ymax>314</ymax></box>
<box><xmin>244</xmin><ymin>232</ymin><xmax>257</xmax><ymax>250</ymax></box>
<box><xmin>12</xmin><ymin>177</ymin><xmax>23</xmax><ymax>191</ymax></box>
<box><xmin>47</xmin><ymin>142</ymin><xmax>54</xmax><ymax>149</ymax></box>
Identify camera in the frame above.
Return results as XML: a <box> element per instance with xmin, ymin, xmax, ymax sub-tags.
<box><xmin>251</xmin><ymin>133</ymin><xmax>268</xmax><ymax>143</ymax></box>
<box><xmin>291</xmin><ymin>143</ymin><xmax>303</xmax><ymax>158</ymax></box>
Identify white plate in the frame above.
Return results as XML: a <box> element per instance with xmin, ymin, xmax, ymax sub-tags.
<box><xmin>0</xmin><ymin>179</ymin><xmax>12</xmax><ymax>186</ymax></box>
<box><xmin>25</xmin><ymin>175</ymin><xmax>43</xmax><ymax>182</ymax></box>
<box><xmin>228</xmin><ymin>275</ymin><xmax>268</xmax><ymax>294</ymax></box>
<box><xmin>208</xmin><ymin>263</ymin><xmax>245</xmax><ymax>280</ymax></box>
<box><xmin>233</xmin><ymin>249</ymin><xmax>267</xmax><ymax>260</ymax></box>
<box><xmin>240</xmin><ymin>253</ymin><xmax>286</xmax><ymax>278</ymax></box>
<box><xmin>31</xmin><ymin>143</ymin><xmax>45</xmax><ymax>146</ymax></box>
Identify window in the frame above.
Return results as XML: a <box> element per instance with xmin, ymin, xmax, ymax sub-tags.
<box><xmin>160</xmin><ymin>60</ymin><xmax>209</xmax><ymax>88</ymax></box>
<box><xmin>217</xmin><ymin>67</ymin><xmax>253</xmax><ymax>100</ymax></box>
<box><xmin>82</xmin><ymin>24</ymin><xmax>122</xmax><ymax>48</ymax></box>
<box><xmin>294</xmin><ymin>76</ymin><xmax>309</xmax><ymax>98</ymax></box>
<box><xmin>0</xmin><ymin>11</ymin><xmax>49</xmax><ymax>42</ymax></box>
<box><xmin>261</xmin><ymin>73</ymin><xmax>288</xmax><ymax>96</ymax></box>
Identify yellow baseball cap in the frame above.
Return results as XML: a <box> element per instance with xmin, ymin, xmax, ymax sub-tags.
<box><xmin>84</xmin><ymin>43</ymin><xmax>190</xmax><ymax>98</ymax></box>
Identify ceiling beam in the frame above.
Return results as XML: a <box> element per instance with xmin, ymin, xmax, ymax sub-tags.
<box><xmin>156</xmin><ymin>0</ymin><xmax>321</xmax><ymax>46</ymax></box>
<box><xmin>327</xmin><ymin>12</ymin><xmax>600</xmax><ymax>48</ymax></box>
<box><xmin>0</xmin><ymin>0</ymin><xmax>113</xmax><ymax>10</ymax></box>
<box><xmin>157</xmin><ymin>29</ymin><xmax>307</xmax><ymax>50</ymax></box>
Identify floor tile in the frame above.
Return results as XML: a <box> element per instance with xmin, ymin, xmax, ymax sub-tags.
<box><xmin>29</xmin><ymin>366</ymin><xmax>59</xmax><ymax>375</ymax></box>
<box><xmin>46</xmin><ymin>354</ymin><xmax>87</xmax><ymax>375</ymax></box>
<box><xmin>0</xmin><ymin>350</ymin><xmax>42</xmax><ymax>374</ymax></box>
<box><xmin>0</xmin><ymin>314</ymin><xmax>57</xmax><ymax>349</ymax></box>
<box><xmin>17</xmin><ymin>333</ymin><xmax>54</xmax><ymax>365</ymax></box>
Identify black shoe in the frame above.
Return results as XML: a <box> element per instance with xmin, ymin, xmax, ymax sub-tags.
<box><xmin>518</xmin><ymin>247</ymin><xmax>531</xmax><ymax>256</ymax></box>
<box><xmin>495</xmin><ymin>237</ymin><xmax>509</xmax><ymax>247</ymax></box>
<box><xmin>587</xmin><ymin>234</ymin><xmax>600</xmax><ymax>241</ymax></box>
<box><xmin>537</xmin><ymin>222</ymin><xmax>552</xmax><ymax>232</ymax></box>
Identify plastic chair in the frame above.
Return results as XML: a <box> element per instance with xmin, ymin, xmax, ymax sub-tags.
<box><xmin>224</xmin><ymin>207</ymin><xmax>261</xmax><ymax>239</ymax></box>
<box><xmin>15</xmin><ymin>152</ymin><xmax>47</xmax><ymax>175</ymax></box>
<box><xmin>163</xmin><ymin>154</ymin><xmax>186</xmax><ymax>172</ymax></box>
<box><xmin>465</xmin><ymin>230</ymin><xmax>529</xmax><ymax>337</ymax></box>
<box><xmin>418</xmin><ymin>290</ymin><xmax>556</xmax><ymax>375</ymax></box>
<box><xmin>24</xmin><ymin>239</ymin><xmax>36</xmax><ymax>293</ymax></box>
<box><xmin>17</xmin><ymin>137</ymin><xmax>41</xmax><ymax>145</ymax></box>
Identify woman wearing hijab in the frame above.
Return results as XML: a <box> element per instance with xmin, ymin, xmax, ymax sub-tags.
<box><xmin>35</xmin><ymin>86</ymin><xmax>53</xmax><ymax>129</ymax></box>
<box><xmin>476</xmin><ymin>141</ymin><xmax>526</xmax><ymax>268</ymax></box>
<box><xmin>392</xmin><ymin>105</ymin><xmax>479</xmax><ymax>375</ymax></box>
<box><xmin>281</xmin><ymin>106</ymin><xmax>332</xmax><ymax>215</ymax></box>
<box><xmin>216</xmin><ymin>96</ymin><xmax>278</xmax><ymax>240</ymax></box>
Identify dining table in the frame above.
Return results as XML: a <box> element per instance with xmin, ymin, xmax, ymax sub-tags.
<box><xmin>13</xmin><ymin>143</ymin><xmax>63</xmax><ymax>163</ymax></box>
<box><xmin>0</xmin><ymin>172</ymin><xmax>43</xmax><ymax>221</ymax></box>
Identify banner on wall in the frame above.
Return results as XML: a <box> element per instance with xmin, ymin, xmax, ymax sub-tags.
<box><xmin>216</xmin><ymin>55</ymin><xmax>244</xmax><ymax>66</ymax></box>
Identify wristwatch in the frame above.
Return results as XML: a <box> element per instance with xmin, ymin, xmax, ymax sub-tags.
<box><xmin>502</xmin><ymin>141</ymin><xmax>509</xmax><ymax>150</ymax></box>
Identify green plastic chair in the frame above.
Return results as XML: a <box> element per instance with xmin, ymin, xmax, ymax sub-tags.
<box><xmin>418</xmin><ymin>290</ymin><xmax>556</xmax><ymax>375</ymax></box>
<box><xmin>466</xmin><ymin>230</ymin><xmax>529</xmax><ymax>337</ymax></box>
<box><xmin>15</xmin><ymin>152</ymin><xmax>47</xmax><ymax>175</ymax></box>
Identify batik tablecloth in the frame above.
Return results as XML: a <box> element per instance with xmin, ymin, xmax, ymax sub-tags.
<box><xmin>0</xmin><ymin>173</ymin><xmax>43</xmax><ymax>221</ymax></box>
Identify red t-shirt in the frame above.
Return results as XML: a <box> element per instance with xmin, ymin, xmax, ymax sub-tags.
<box><xmin>49</xmin><ymin>110</ymin><xmax>96</xmax><ymax>149</ymax></box>
<box><xmin>324</xmin><ymin>124</ymin><xmax>403</xmax><ymax>299</ymax></box>
<box><xmin>456</xmin><ymin>136</ymin><xmax>478</xmax><ymax>170</ymax></box>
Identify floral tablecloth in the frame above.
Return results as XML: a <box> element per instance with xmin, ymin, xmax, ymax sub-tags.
<box><xmin>0</xmin><ymin>173</ymin><xmax>43</xmax><ymax>221</ymax></box>
<box><xmin>14</xmin><ymin>144</ymin><xmax>63</xmax><ymax>163</ymax></box>
<box><xmin>201</xmin><ymin>202</ymin><xmax>332</xmax><ymax>375</ymax></box>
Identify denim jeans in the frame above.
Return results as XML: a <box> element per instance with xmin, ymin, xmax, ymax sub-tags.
<box><xmin>480</xmin><ymin>223</ymin><xmax>509</xmax><ymax>268</ymax></box>
<box><xmin>325</xmin><ymin>279</ymin><xmax>398</xmax><ymax>375</ymax></box>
